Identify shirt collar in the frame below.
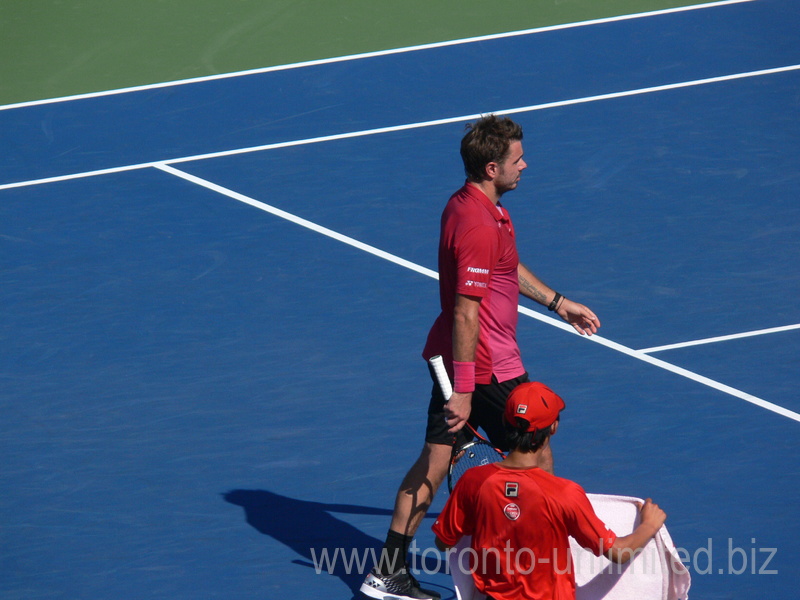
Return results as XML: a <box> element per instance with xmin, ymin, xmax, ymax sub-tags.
<box><xmin>463</xmin><ymin>181</ymin><xmax>508</xmax><ymax>223</ymax></box>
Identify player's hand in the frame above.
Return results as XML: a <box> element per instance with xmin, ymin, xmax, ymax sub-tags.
<box><xmin>445</xmin><ymin>391</ymin><xmax>472</xmax><ymax>433</ymax></box>
<box><xmin>638</xmin><ymin>498</ymin><xmax>667</xmax><ymax>533</ymax></box>
<box><xmin>556</xmin><ymin>298</ymin><xmax>601</xmax><ymax>335</ymax></box>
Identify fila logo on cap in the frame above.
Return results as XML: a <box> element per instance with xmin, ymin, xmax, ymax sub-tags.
<box><xmin>516</xmin><ymin>405</ymin><xmax>528</xmax><ymax>415</ymax></box>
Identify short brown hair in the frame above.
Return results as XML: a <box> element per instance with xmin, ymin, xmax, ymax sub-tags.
<box><xmin>460</xmin><ymin>115</ymin><xmax>524</xmax><ymax>181</ymax></box>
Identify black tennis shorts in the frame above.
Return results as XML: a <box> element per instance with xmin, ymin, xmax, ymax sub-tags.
<box><xmin>425</xmin><ymin>363</ymin><xmax>529</xmax><ymax>452</ymax></box>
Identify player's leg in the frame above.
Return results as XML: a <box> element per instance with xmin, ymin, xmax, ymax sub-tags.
<box><xmin>362</xmin><ymin>444</ymin><xmax>450</xmax><ymax>600</ymax></box>
<box><xmin>389</xmin><ymin>441</ymin><xmax>451</xmax><ymax>538</ymax></box>
<box><xmin>382</xmin><ymin>373</ymin><xmax>462</xmax><ymax>568</ymax></box>
<box><xmin>361</xmin><ymin>376</ymin><xmax>459</xmax><ymax>600</ymax></box>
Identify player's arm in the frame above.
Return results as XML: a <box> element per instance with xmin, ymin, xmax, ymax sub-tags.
<box><xmin>517</xmin><ymin>261</ymin><xmax>552</xmax><ymax>305</ymax></box>
<box><xmin>445</xmin><ymin>293</ymin><xmax>481</xmax><ymax>433</ymax></box>
<box><xmin>604</xmin><ymin>499</ymin><xmax>667</xmax><ymax>564</ymax></box>
<box><xmin>517</xmin><ymin>262</ymin><xmax>600</xmax><ymax>336</ymax></box>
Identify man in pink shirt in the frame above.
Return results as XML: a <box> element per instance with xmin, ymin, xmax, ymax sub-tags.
<box><xmin>361</xmin><ymin>115</ymin><xmax>601</xmax><ymax>600</ymax></box>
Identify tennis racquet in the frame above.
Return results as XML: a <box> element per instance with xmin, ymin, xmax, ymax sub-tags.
<box><xmin>428</xmin><ymin>355</ymin><xmax>505</xmax><ymax>492</ymax></box>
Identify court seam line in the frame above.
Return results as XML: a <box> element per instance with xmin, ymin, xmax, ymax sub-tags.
<box><xmin>638</xmin><ymin>323</ymin><xmax>800</xmax><ymax>353</ymax></box>
<box><xmin>154</xmin><ymin>162</ymin><xmax>800</xmax><ymax>425</ymax></box>
<box><xmin>0</xmin><ymin>0</ymin><xmax>755</xmax><ymax>112</ymax></box>
<box><xmin>3</xmin><ymin>62</ymin><xmax>799</xmax><ymax>193</ymax></box>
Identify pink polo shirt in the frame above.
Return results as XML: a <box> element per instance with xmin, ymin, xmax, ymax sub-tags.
<box><xmin>423</xmin><ymin>183</ymin><xmax>524</xmax><ymax>385</ymax></box>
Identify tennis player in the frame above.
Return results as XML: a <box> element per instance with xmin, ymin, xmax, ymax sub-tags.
<box><xmin>361</xmin><ymin>115</ymin><xmax>600</xmax><ymax>600</ymax></box>
<box><xmin>432</xmin><ymin>381</ymin><xmax>667</xmax><ymax>600</ymax></box>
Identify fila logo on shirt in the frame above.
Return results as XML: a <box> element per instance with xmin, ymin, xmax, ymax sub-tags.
<box><xmin>505</xmin><ymin>482</ymin><xmax>519</xmax><ymax>498</ymax></box>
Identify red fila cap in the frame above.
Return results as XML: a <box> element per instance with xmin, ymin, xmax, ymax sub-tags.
<box><xmin>504</xmin><ymin>382</ymin><xmax>565</xmax><ymax>432</ymax></box>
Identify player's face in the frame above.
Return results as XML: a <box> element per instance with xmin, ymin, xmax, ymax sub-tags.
<box><xmin>495</xmin><ymin>141</ymin><xmax>527</xmax><ymax>194</ymax></box>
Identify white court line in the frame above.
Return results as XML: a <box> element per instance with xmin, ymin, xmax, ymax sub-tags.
<box><xmin>3</xmin><ymin>63</ymin><xmax>799</xmax><ymax>193</ymax></box>
<box><xmin>155</xmin><ymin>163</ymin><xmax>800</xmax><ymax>424</ymax></box>
<box><xmin>639</xmin><ymin>323</ymin><xmax>800</xmax><ymax>353</ymax></box>
<box><xmin>0</xmin><ymin>0</ymin><xmax>755</xmax><ymax>112</ymax></box>
<box><xmin>516</xmin><ymin>307</ymin><xmax>800</xmax><ymax>423</ymax></box>
<box><xmin>154</xmin><ymin>163</ymin><xmax>438</xmax><ymax>280</ymax></box>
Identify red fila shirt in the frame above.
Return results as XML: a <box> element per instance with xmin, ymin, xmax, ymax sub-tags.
<box><xmin>433</xmin><ymin>463</ymin><xmax>617</xmax><ymax>600</ymax></box>
<box><xmin>423</xmin><ymin>183</ymin><xmax>524</xmax><ymax>384</ymax></box>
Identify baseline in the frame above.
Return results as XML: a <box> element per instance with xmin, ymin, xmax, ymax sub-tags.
<box><xmin>0</xmin><ymin>0</ymin><xmax>755</xmax><ymax>112</ymax></box>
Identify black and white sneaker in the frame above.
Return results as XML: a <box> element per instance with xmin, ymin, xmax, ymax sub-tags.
<box><xmin>360</xmin><ymin>568</ymin><xmax>441</xmax><ymax>600</ymax></box>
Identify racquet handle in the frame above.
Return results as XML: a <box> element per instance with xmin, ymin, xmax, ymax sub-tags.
<box><xmin>429</xmin><ymin>355</ymin><xmax>453</xmax><ymax>400</ymax></box>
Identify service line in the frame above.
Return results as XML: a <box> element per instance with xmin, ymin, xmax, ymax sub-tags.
<box><xmin>3</xmin><ymin>63</ymin><xmax>798</xmax><ymax>193</ymax></box>
<box><xmin>639</xmin><ymin>323</ymin><xmax>800</xmax><ymax>354</ymax></box>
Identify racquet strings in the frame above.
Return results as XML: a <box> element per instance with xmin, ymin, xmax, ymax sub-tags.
<box><xmin>449</xmin><ymin>440</ymin><xmax>504</xmax><ymax>491</ymax></box>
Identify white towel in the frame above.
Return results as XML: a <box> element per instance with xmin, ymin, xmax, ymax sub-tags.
<box><xmin>447</xmin><ymin>493</ymin><xmax>691</xmax><ymax>600</ymax></box>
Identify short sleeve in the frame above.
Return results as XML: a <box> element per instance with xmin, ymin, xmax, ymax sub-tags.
<box><xmin>454</xmin><ymin>224</ymin><xmax>500</xmax><ymax>298</ymax></box>
<box><xmin>561</xmin><ymin>482</ymin><xmax>617</xmax><ymax>556</ymax></box>
<box><xmin>431</xmin><ymin>473</ymin><xmax>479</xmax><ymax>547</ymax></box>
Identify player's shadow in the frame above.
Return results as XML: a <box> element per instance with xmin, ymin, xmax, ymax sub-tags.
<box><xmin>223</xmin><ymin>489</ymin><xmax>446</xmax><ymax>599</ymax></box>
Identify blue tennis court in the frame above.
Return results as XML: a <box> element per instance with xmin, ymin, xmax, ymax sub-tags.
<box><xmin>2</xmin><ymin>1</ymin><xmax>798</xmax><ymax>598</ymax></box>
